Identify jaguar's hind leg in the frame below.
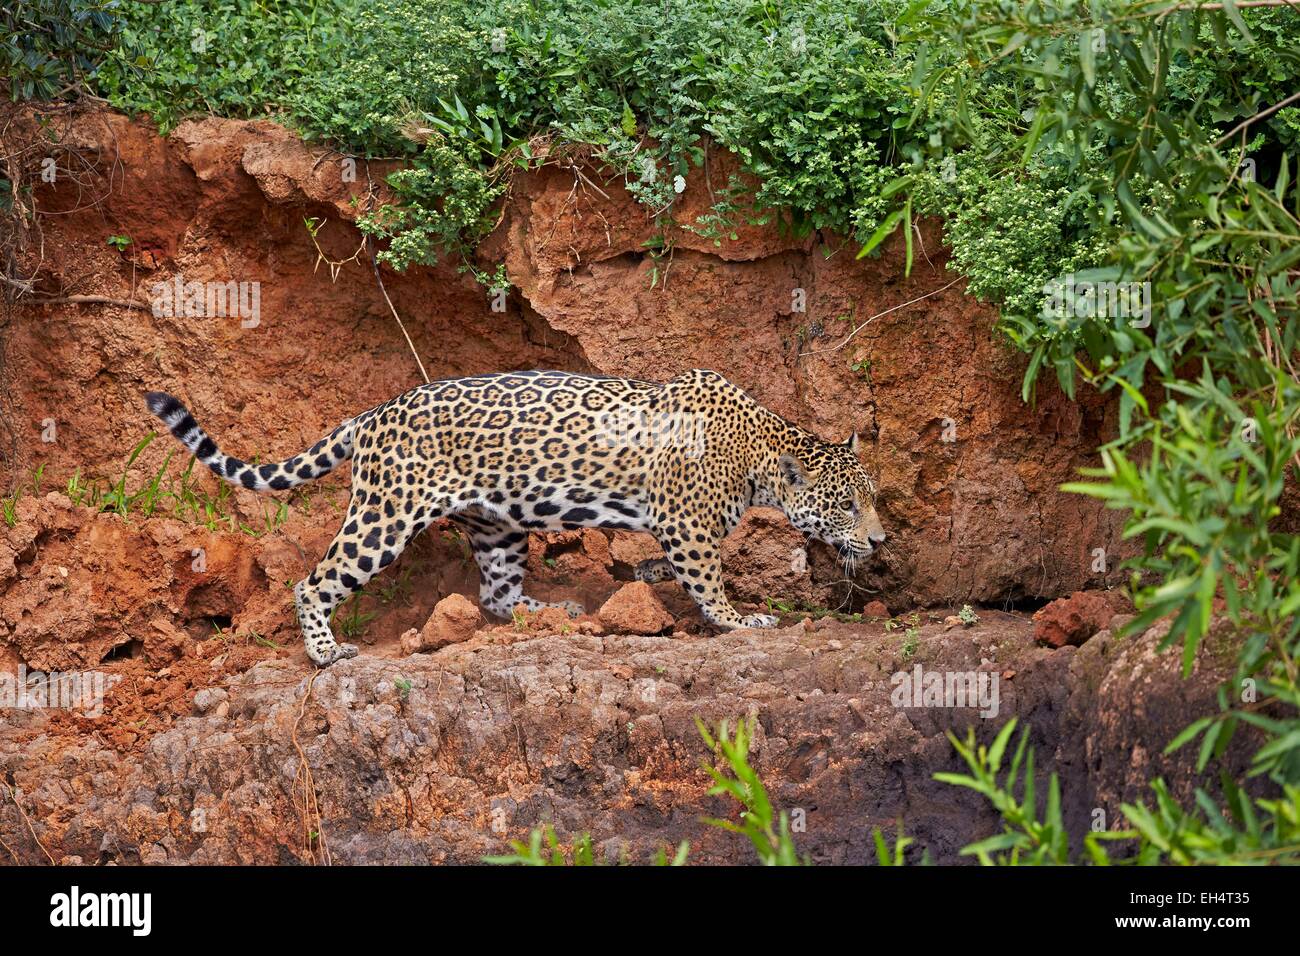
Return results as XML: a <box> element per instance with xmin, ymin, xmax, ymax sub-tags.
<box><xmin>457</xmin><ymin>515</ymin><xmax>584</xmax><ymax>619</ymax></box>
<box><xmin>296</xmin><ymin>490</ymin><xmax>436</xmax><ymax>665</ymax></box>
<box><xmin>634</xmin><ymin>558</ymin><xmax>675</xmax><ymax>583</ymax></box>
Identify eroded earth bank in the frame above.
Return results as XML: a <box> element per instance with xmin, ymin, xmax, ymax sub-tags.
<box><xmin>0</xmin><ymin>108</ymin><xmax>1248</xmax><ymax>863</ymax></box>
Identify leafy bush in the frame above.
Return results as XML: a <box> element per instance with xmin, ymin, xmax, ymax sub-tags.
<box><xmin>93</xmin><ymin>0</ymin><xmax>349</xmax><ymax>133</ymax></box>
<box><xmin>484</xmin><ymin>826</ymin><xmax>689</xmax><ymax>866</ymax></box>
<box><xmin>1</xmin><ymin>0</ymin><xmax>121</xmax><ymax>101</ymax></box>
<box><xmin>697</xmin><ymin>716</ymin><xmax>807</xmax><ymax>865</ymax></box>
<box><xmin>88</xmin><ymin>0</ymin><xmax>935</xmax><ymax>267</ymax></box>
<box><xmin>941</xmin><ymin>719</ymin><xmax>1300</xmax><ymax>865</ymax></box>
<box><xmin>484</xmin><ymin>717</ymin><xmax>795</xmax><ymax>866</ymax></box>
<box><xmin>923</xmin><ymin>0</ymin><xmax>1300</xmax><ymax>778</ymax></box>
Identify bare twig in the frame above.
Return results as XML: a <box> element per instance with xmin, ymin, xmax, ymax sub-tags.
<box><xmin>290</xmin><ymin>670</ymin><xmax>332</xmax><ymax>866</ymax></box>
<box><xmin>1213</xmin><ymin>89</ymin><xmax>1300</xmax><ymax>149</ymax></box>
<box><xmin>354</xmin><ymin>170</ymin><xmax>430</xmax><ymax>384</ymax></box>
<box><xmin>367</xmin><ymin>238</ymin><xmax>430</xmax><ymax>384</ymax></box>
<box><xmin>1</xmin><ymin>781</ymin><xmax>56</xmax><ymax>865</ymax></box>
<box><xmin>799</xmin><ymin>278</ymin><xmax>963</xmax><ymax>356</ymax></box>
<box><xmin>564</xmin><ymin>160</ymin><xmax>611</xmax><ymax>201</ymax></box>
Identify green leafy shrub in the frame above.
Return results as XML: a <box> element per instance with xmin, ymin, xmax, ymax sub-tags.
<box><xmin>1</xmin><ymin>0</ymin><xmax>121</xmax><ymax>101</ymax></box>
<box><xmin>697</xmin><ymin>716</ymin><xmax>806</xmax><ymax>865</ymax></box>
<box><xmin>485</xmin><ymin>717</ymin><xmax>805</xmax><ymax>866</ymax></box>
<box><xmin>484</xmin><ymin>826</ymin><xmax>689</xmax><ymax>866</ymax></box>
<box><xmin>94</xmin><ymin>0</ymin><xmax>349</xmax><ymax>133</ymax></box>
<box><xmin>85</xmin><ymin>0</ymin><xmax>933</xmax><ymax>267</ymax></box>
<box><xmin>940</xmin><ymin>719</ymin><xmax>1300</xmax><ymax>865</ymax></box>
<box><xmin>893</xmin><ymin>0</ymin><xmax>1300</xmax><ymax>859</ymax></box>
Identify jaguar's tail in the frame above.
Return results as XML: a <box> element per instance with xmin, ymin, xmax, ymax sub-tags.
<box><xmin>144</xmin><ymin>391</ymin><xmax>355</xmax><ymax>492</ymax></box>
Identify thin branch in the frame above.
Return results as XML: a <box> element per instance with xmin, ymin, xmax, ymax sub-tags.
<box><xmin>1</xmin><ymin>273</ymin><xmax>151</xmax><ymax>311</ymax></box>
<box><xmin>1</xmin><ymin>782</ymin><xmax>56</xmax><ymax>865</ymax></box>
<box><xmin>291</xmin><ymin>670</ymin><xmax>332</xmax><ymax>866</ymax></box>
<box><xmin>799</xmin><ymin>278</ymin><xmax>963</xmax><ymax>356</ymax></box>
<box><xmin>1213</xmin><ymin>89</ymin><xmax>1300</xmax><ymax>148</ymax></box>
<box><xmin>367</xmin><ymin>237</ymin><xmax>430</xmax><ymax>384</ymax></box>
<box><xmin>27</xmin><ymin>295</ymin><xmax>150</xmax><ymax>311</ymax></box>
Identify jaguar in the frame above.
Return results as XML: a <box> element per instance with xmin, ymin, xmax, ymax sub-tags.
<box><xmin>146</xmin><ymin>369</ymin><xmax>886</xmax><ymax>665</ymax></box>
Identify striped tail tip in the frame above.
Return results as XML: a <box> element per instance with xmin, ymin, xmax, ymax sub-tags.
<box><xmin>145</xmin><ymin>391</ymin><xmax>183</xmax><ymax>419</ymax></box>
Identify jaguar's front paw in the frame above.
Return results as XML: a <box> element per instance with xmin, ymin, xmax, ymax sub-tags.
<box><xmin>738</xmin><ymin>613</ymin><xmax>779</xmax><ymax>629</ymax></box>
<box><xmin>633</xmin><ymin>558</ymin><xmax>674</xmax><ymax>583</ymax></box>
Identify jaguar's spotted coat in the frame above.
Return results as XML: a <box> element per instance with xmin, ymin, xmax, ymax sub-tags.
<box><xmin>147</xmin><ymin>369</ymin><xmax>886</xmax><ymax>665</ymax></box>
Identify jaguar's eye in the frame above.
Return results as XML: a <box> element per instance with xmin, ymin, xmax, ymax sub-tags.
<box><xmin>840</xmin><ymin>499</ymin><xmax>855</xmax><ymax>512</ymax></box>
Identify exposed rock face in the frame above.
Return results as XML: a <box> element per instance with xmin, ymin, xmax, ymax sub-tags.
<box><xmin>1053</xmin><ymin>620</ymin><xmax>1263</xmax><ymax>828</ymax></box>
<box><xmin>479</xmin><ymin>151</ymin><xmax>1136</xmax><ymax>607</ymax></box>
<box><xmin>719</xmin><ymin>507</ymin><xmax>830</xmax><ymax>608</ymax></box>
<box><xmin>0</xmin><ymin>611</ymin><xmax>1256</xmax><ymax>865</ymax></box>
<box><xmin>0</xmin><ymin>490</ymin><xmax>477</xmax><ymax>670</ymax></box>
<box><xmin>5</xmin><ymin>107</ymin><xmax>1132</xmax><ymax>616</ymax></box>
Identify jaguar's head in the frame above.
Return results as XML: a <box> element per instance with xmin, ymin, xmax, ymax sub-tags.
<box><xmin>774</xmin><ymin>433</ymin><xmax>885</xmax><ymax>570</ymax></box>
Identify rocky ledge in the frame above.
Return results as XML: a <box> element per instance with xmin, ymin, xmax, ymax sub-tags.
<box><xmin>0</xmin><ymin>609</ymin><xmax>1248</xmax><ymax>865</ymax></box>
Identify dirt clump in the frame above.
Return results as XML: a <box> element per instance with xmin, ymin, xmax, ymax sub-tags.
<box><xmin>400</xmin><ymin>593</ymin><xmax>483</xmax><ymax>654</ymax></box>
<box><xmin>1033</xmin><ymin>590</ymin><xmax>1131</xmax><ymax>648</ymax></box>
<box><xmin>598</xmin><ymin>582</ymin><xmax>674</xmax><ymax>635</ymax></box>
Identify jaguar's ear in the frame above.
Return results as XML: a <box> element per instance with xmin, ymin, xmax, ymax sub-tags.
<box><xmin>843</xmin><ymin>432</ymin><xmax>860</xmax><ymax>455</ymax></box>
<box><xmin>778</xmin><ymin>453</ymin><xmax>809</xmax><ymax>488</ymax></box>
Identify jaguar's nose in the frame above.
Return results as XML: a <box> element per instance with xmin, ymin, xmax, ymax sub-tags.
<box><xmin>868</xmin><ymin>531</ymin><xmax>886</xmax><ymax>547</ymax></box>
